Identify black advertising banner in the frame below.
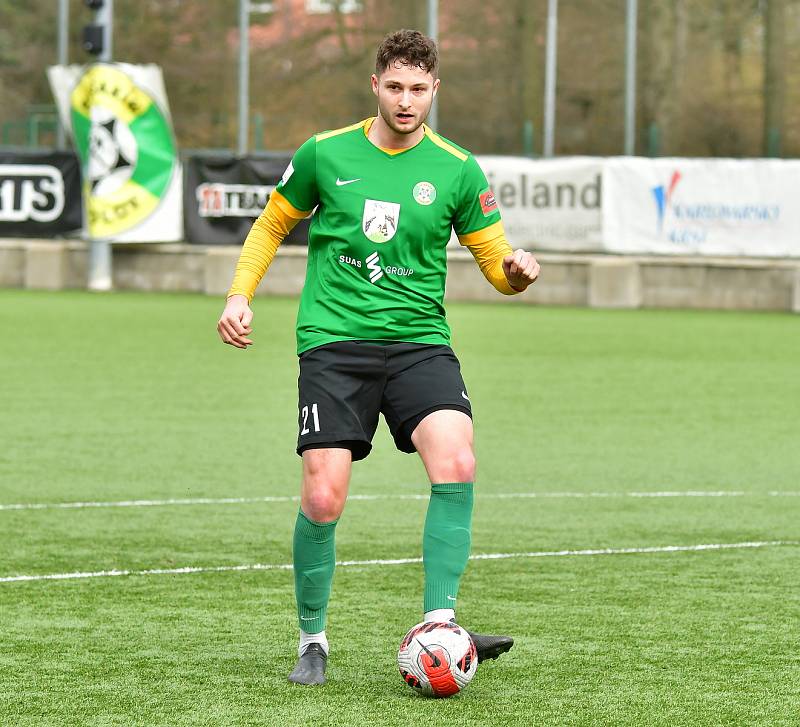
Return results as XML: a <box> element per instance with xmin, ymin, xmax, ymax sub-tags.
<box><xmin>184</xmin><ymin>154</ymin><xmax>310</xmax><ymax>245</ymax></box>
<box><xmin>0</xmin><ymin>150</ymin><xmax>82</xmax><ymax>237</ymax></box>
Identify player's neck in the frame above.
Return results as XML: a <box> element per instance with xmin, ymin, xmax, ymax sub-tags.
<box><xmin>367</xmin><ymin>114</ymin><xmax>426</xmax><ymax>150</ymax></box>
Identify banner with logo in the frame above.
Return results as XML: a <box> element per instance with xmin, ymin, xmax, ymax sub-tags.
<box><xmin>473</xmin><ymin>156</ymin><xmax>603</xmax><ymax>252</ymax></box>
<box><xmin>603</xmin><ymin>158</ymin><xmax>800</xmax><ymax>257</ymax></box>
<box><xmin>47</xmin><ymin>63</ymin><xmax>182</xmax><ymax>242</ymax></box>
<box><xmin>184</xmin><ymin>154</ymin><xmax>310</xmax><ymax>245</ymax></box>
<box><xmin>0</xmin><ymin>151</ymin><xmax>82</xmax><ymax>237</ymax></box>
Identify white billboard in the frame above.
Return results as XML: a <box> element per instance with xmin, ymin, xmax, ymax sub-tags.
<box><xmin>474</xmin><ymin>156</ymin><xmax>603</xmax><ymax>252</ymax></box>
<box><xmin>603</xmin><ymin>158</ymin><xmax>800</xmax><ymax>257</ymax></box>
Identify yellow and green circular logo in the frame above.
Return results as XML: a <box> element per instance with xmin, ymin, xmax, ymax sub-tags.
<box><xmin>70</xmin><ymin>64</ymin><xmax>176</xmax><ymax>239</ymax></box>
<box><xmin>413</xmin><ymin>181</ymin><xmax>436</xmax><ymax>206</ymax></box>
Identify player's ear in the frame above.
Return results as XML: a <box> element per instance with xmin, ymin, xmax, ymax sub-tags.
<box><xmin>432</xmin><ymin>78</ymin><xmax>440</xmax><ymax>97</ymax></box>
<box><xmin>371</xmin><ymin>74</ymin><xmax>379</xmax><ymax>96</ymax></box>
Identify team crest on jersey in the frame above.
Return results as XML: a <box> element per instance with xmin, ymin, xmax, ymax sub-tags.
<box><xmin>413</xmin><ymin>181</ymin><xmax>436</xmax><ymax>206</ymax></box>
<box><xmin>362</xmin><ymin>199</ymin><xmax>400</xmax><ymax>243</ymax></box>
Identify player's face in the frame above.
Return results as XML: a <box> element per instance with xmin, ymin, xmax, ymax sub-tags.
<box><xmin>371</xmin><ymin>61</ymin><xmax>439</xmax><ymax>136</ymax></box>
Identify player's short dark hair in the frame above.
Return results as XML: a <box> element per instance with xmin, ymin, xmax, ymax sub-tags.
<box><xmin>375</xmin><ymin>29</ymin><xmax>438</xmax><ymax>78</ymax></box>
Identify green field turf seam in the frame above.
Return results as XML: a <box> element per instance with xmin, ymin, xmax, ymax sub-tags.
<box><xmin>2</xmin><ymin>540</ymin><xmax>797</xmax><ymax>584</ymax></box>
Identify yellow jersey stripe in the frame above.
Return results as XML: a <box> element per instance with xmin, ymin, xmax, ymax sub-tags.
<box><xmin>423</xmin><ymin>126</ymin><xmax>468</xmax><ymax>161</ymax></box>
<box><xmin>363</xmin><ymin>117</ymin><xmax>418</xmax><ymax>155</ymax></box>
<box><xmin>459</xmin><ymin>220</ymin><xmax>519</xmax><ymax>296</ymax></box>
<box><xmin>316</xmin><ymin>118</ymin><xmax>370</xmax><ymax>143</ymax></box>
<box><xmin>457</xmin><ymin>220</ymin><xmax>504</xmax><ymax>247</ymax></box>
<box><xmin>270</xmin><ymin>188</ymin><xmax>312</xmax><ymax>220</ymax></box>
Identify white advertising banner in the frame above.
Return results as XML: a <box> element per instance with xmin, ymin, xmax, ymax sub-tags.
<box><xmin>473</xmin><ymin>156</ymin><xmax>603</xmax><ymax>252</ymax></box>
<box><xmin>603</xmin><ymin>157</ymin><xmax>800</xmax><ymax>257</ymax></box>
<box><xmin>47</xmin><ymin>63</ymin><xmax>182</xmax><ymax>243</ymax></box>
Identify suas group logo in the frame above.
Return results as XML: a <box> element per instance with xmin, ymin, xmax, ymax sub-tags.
<box><xmin>650</xmin><ymin>168</ymin><xmax>780</xmax><ymax>244</ymax></box>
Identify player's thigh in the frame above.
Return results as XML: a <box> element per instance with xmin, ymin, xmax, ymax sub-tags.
<box><xmin>297</xmin><ymin>342</ymin><xmax>385</xmax><ymax>462</ymax></box>
<box><xmin>381</xmin><ymin>344</ymin><xmax>473</xmax><ymax>458</ymax></box>
<box><xmin>411</xmin><ymin>409</ymin><xmax>476</xmax><ymax>484</ymax></box>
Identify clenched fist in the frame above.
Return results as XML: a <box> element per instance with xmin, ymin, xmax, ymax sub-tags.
<box><xmin>502</xmin><ymin>249</ymin><xmax>540</xmax><ymax>291</ymax></box>
<box><xmin>217</xmin><ymin>294</ymin><xmax>254</xmax><ymax>349</ymax></box>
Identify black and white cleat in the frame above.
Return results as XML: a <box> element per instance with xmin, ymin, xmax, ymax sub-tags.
<box><xmin>461</xmin><ymin>626</ymin><xmax>514</xmax><ymax>663</ymax></box>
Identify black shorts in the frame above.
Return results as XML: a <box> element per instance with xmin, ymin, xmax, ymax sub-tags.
<box><xmin>296</xmin><ymin>341</ymin><xmax>472</xmax><ymax>461</ymax></box>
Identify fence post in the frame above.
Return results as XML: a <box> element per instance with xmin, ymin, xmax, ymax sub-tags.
<box><xmin>647</xmin><ymin>123</ymin><xmax>660</xmax><ymax>157</ymax></box>
<box><xmin>766</xmin><ymin>127</ymin><xmax>781</xmax><ymax>158</ymax></box>
<box><xmin>523</xmin><ymin>120</ymin><xmax>535</xmax><ymax>157</ymax></box>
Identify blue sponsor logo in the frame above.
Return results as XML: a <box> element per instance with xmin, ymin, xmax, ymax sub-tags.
<box><xmin>651</xmin><ymin>169</ymin><xmax>780</xmax><ymax>244</ymax></box>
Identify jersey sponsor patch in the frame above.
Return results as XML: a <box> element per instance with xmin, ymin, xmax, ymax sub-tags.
<box><xmin>362</xmin><ymin>199</ymin><xmax>400</xmax><ymax>243</ymax></box>
<box><xmin>479</xmin><ymin>188</ymin><xmax>497</xmax><ymax>216</ymax></box>
<box><xmin>280</xmin><ymin>161</ymin><xmax>294</xmax><ymax>186</ymax></box>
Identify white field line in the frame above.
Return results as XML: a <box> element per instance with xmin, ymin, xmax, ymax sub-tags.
<box><xmin>1</xmin><ymin>540</ymin><xmax>797</xmax><ymax>584</ymax></box>
<box><xmin>1</xmin><ymin>490</ymin><xmax>798</xmax><ymax>512</ymax></box>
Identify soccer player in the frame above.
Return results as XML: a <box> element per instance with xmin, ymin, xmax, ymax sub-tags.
<box><xmin>217</xmin><ymin>29</ymin><xmax>540</xmax><ymax>686</ymax></box>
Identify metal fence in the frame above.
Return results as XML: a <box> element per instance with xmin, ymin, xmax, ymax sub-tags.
<box><xmin>2</xmin><ymin>0</ymin><xmax>798</xmax><ymax>158</ymax></box>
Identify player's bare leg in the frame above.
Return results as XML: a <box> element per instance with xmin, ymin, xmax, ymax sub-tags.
<box><xmin>412</xmin><ymin>410</ymin><xmax>514</xmax><ymax>663</ymax></box>
<box><xmin>412</xmin><ymin>409</ymin><xmax>476</xmax><ymax>484</ymax></box>
<box><xmin>300</xmin><ymin>447</ymin><xmax>351</xmax><ymax>522</ymax></box>
<box><xmin>288</xmin><ymin>447</ymin><xmax>352</xmax><ymax>686</ymax></box>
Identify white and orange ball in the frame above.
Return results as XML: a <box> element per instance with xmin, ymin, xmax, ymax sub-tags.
<box><xmin>397</xmin><ymin>621</ymin><xmax>478</xmax><ymax>698</ymax></box>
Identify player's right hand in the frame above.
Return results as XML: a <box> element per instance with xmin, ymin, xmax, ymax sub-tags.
<box><xmin>217</xmin><ymin>294</ymin><xmax>254</xmax><ymax>349</ymax></box>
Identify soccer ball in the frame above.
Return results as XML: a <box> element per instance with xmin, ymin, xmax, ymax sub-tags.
<box><xmin>397</xmin><ymin>621</ymin><xmax>478</xmax><ymax>698</ymax></box>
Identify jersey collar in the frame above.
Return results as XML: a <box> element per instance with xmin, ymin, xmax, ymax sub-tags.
<box><xmin>363</xmin><ymin>116</ymin><xmax>428</xmax><ymax>157</ymax></box>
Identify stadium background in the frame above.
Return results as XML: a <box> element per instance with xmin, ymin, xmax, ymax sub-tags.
<box><xmin>2</xmin><ymin>0</ymin><xmax>799</xmax><ymax>156</ymax></box>
<box><xmin>1</xmin><ymin>2</ymin><xmax>799</xmax><ymax>725</ymax></box>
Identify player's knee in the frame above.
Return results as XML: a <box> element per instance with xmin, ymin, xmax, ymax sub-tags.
<box><xmin>452</xmin><ymin>448</ymin><xmax>476</xmax><ymax>482</ymax></box>
<box><xmin>433</xmin><ymin>447</ymin><xmax>475</xmax><ymax>483</ymax></box>
<box><xmin>301</xmin><ymin>450</ymin><xmax>350</xmax><ymax>521</ymax></box>
<box><xmin>302</xmin><ymin>486</ymin><xmax>345</xmax><ymax>523</ymax></box>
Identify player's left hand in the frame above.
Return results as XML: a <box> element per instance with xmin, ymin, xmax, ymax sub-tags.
<box><xmin>502</xmin><ymin>249</ymin><xmax>540</xmax><ymax>291</ymax></box>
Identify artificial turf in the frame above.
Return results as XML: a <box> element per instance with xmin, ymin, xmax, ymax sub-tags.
<box><xmin>0</xmin><ymin>290</ymin><xmax>798</xmax><ymax>726</ymax></box>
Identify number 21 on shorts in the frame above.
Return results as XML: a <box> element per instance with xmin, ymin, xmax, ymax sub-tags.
<box><xmin>300</xmin><ymin>403</ymin><xmax>320</xmax><ymax>435</ymax></box>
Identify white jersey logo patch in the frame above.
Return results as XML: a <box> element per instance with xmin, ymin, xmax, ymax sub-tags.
<box><xmin>413</xmin><ymin>181</ymin><xmax>436</xmax><ymax>205</ymax></box>
<box><xmin>365</xmin><ymin>251</ymin><xmax>384</xmax><ymax>283</ymax></box>
<box><xmin>280</xmin><ymin>161</ymin><xmax>294</xmax><ymax>186</ymax></box>
<box><xmin>362</xmin><ymin>199</ymin><xmax>400</xmax><ymax>243</ymax></box>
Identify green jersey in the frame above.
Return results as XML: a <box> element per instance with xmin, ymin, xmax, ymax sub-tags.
<box><xmin>276</xmin><ymin>118</ymin><xmax>501</xmax><ymax>354</ymax></box>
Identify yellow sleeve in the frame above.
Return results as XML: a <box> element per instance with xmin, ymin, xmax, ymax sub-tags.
<box><xmin>457</xmin><ymin>221</ymin><xmax>520</xmax><ymax>295</ymax></box>
<box><xmin>227</xmin><ymin>189</ymin><xmax>311</xmax><ymax>302</ymax></box>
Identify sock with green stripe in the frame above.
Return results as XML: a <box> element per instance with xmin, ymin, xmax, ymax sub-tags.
<box><xmin>293</xmin><ymin>509</ymin><xmax>337</xmax><ymax>636</ymax></box>
<box><xmin>422</xmin><ymin>482</ymin><xmax>474</xmax><ymax>613</ymax></box>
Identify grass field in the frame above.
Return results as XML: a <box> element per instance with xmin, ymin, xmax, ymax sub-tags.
<box><xmin>1</xmin><ymin>290</ymin><xmax>799</xmax><ymax>726</ymax></box>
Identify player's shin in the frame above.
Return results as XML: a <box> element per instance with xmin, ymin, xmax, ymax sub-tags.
<box><xmin>422</xmin><ymin>482</ymin><xmax>474</xmax><ymax>615</ymax></box>
<box><xmin>293</xmin><ymin>509</ymin><xmax>337</xmax><ymax>644</ymax></box>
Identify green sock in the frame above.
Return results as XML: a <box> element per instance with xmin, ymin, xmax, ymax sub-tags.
<box><xmin>293</xmin><ymin>509</ymin><xmax>337</xmax><ymax>634</ymax></box>
<box><xmin>422</xmin><ymin>482</ymin><xmax>474</xmax><ymax>613</ymax></box>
